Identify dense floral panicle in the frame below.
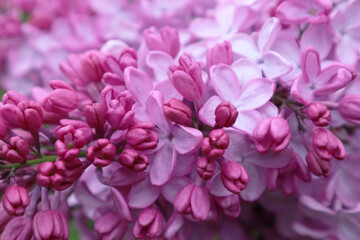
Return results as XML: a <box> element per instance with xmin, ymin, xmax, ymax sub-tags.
<box><xmin>84</xmin><ymin>103</ymin><xmax>107</xmax><ymax>129</ymax></box>
<box><xmin>143</xmin><ymin>26</ymin><xmax>180</xmax><ymax>58</ymax></box>
<box><xmin>43</xmin><ymin>80</ymin><xmax>78</xmax><ymax>113</ymax></box>
<box><xmin>339</xmin><ymin>95</ymin><xmax>360</xmax><ymax>125</ymax></box>
<box><xmin>86</xmin><ymin>138</ymin><xmax>116</xmax><ymax>167</ymax></box>
<box><xmin>125</xmin><ymin>121</ymin><xmax>159</xmax><ymax>151</ymax></box>
<box><xmin>167</xmin><ymin>54</ymin><xmax>205</xmax><ymax>101</ymax></box>
<box><xmin>215</xmin><ymin>101</ymin><xmax>238</xmax><ymax>128</ymax></box>
<box><xmin>306</xmin><ymin>102</ymin><xmax>331</xmax><ymax>127</ymax></box>
<box><xmin>1</xmin><ymin>136</ymin><xmax>29</xmax><ymax>163</ymax></box>
<box><xmin>196</xmin><ymin>157</ymin><xmax>216</xmax><ymax>180</ymax></box>
<box><xmin>106</xmin><ymin>90</ymin><xmax>135</xmax><ymax>130</ymax></box>
<box><xmin>215</xmin><ymin>195</ymin><xmax>241</xmax><ymax>218</ymax></box>
<box><xmin>33</xmin><ymin>210</ymin><xmax>69</xmax><ymax>240</ymax></box>
<box><xmin>1</xmin><ymin>186</ymin><xmax>30</xmax><ymax>216</ymax></box>
<box><xmin>312</xmin><ymin>128</ymin><xmax>345</xmax><ymax>161</ymax></box>
<box><xmin>201</xmin><ymin>129</ymin><xmax>229</xmax><ymax>159</ymax></box>
<box><xmin>163</xmin><ymin>98</ymin><xmax>192</xmax><ymax>126</ymax></box>
<box><xmin>118</xmin><ymin>148</ymin><xmax>149</xmax><ymax>171</ymax></box>
<box><xmin>206</xmin><ymin>41</ymin><xmax>233</xmax><ymax>70</ymax></box>
<box><xmin>133</xmin><ymin>207</ymin><xmax>164</xmax><ymax>239</ymax></box>
<box><xmin>221</xmin><ymin>161</ymin><xmax>249</xmax><ymax>194</ymax></box>
<box><xmin>94</xmin><ymin>212</ymin><xmax>127</xmax><ymax>240</ymax></box>
<box><xmin>306</xmin><ymin>151</ymin><xmax>331</xmax><ymax>177</ymax></box>
<box><xmin>253</xmin><ymin>117</ymin><xmax>291</xmax><ymax>154</ymax></box>
<box><xmin>174</xmin><ymin>184</ymin><xmax>210</xmax><ymax>220</ymax></box>
<box><xmin>0</xmin><ymin>216</ymin><xmax>32</xmax><ymax>240</ymax></box>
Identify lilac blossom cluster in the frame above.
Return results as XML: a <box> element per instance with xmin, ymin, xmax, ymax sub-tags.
<box><xmin>0</xmin><ymin>0</ymin><xmax>360</xmax><ymax>239</ymax></box>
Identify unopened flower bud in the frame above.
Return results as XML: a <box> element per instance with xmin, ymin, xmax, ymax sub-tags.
<box><xmin>1</xmin><ymin>216</ymin><xmax>32</xmax><ymax>240</ymax></box>
<box><xmin>107</xmin><ymin>100</ymin><xmax>135</xmax><ymax>130</ymax></box>
<box><xmin>306</xmin><ymin>102</ymin><xmax>331</xmax><ymax>127</ymax></box>
<box><xmin>125</xmin><ymin>122</ymin><xmax>159</xmax><ymax>151</ymax></box>
<box><xmin>2</xmin><ymin>90</ymin><xmax>28</xmax><ymax>105</ymax></box>
<box><xmin>167</xmin><ymin>54</ymin><xmax>205</xmax><ymax>101</ymax></box>
<box><xmin>133</xmin><ymin>207</ymin><xmax>164</xmax><ymax>239</ymax></box>
<box><xmin>33</xmin><ymin>210</ymin><xmax>69</xmax><ymax>240</ymax></box>
<box><xmin>174</xmin><ymin>184</ymin><xmax>210</xmax><ymax>220</ymax></box>
<box><xmin>163</xmin><ymin>98</ymin><xmax>192</xmax><ymax>126</ymax></box>
<box><xmin>201</xmin><ymin>129</ymin><xmax>229</xmax><ymax>159</ymax></box>
<box><xmin>339</xmin><ymin>95</ymin><xmax>360</xmax><ymax>125</ymax></box>
<box><xmin>55</xmin><ymin>125</ymin><xmax>86</xmax><ymax>161</ymax></box>
<box><xmin>87</xmin><ymin>139</ymin><xmax>116</xmax><ymax>167</ymax></box>
<box><xmin>253</xmin><ymin>117</ymin><xmax>291</xmax><ymax>154</ymax></box>
<box><xmin>43</xmin><ymin>80</ymin><xmax>78</xmax><ymax>113</ymax></box>
<box><xmin>95</xmin><ymin>212</ymin><xmax>127</xmax><ymax>240</ymax></box>
<box><xmin>312</xmin><ymin>128</ymin><xmax>345</xmax><ymax>161</ymax></box>
<box><xmin>1</xmin><ymin>136</ymin><xmax>29</xmax><ymax>163</ymax></box>
<box><xmin>215</xmin><ymin>101</ymin><xmax>238</xmax><ymax>128</ymax></box>
<box><xmin>143</xmin><ymin>26</ymin><xmax>180</xmax><ymax>58</ymax></box>
<box><xmin>118</xmin><ymin>148</ymin><xmax>149</xmax><ymax>171</ymax></box>
<box><xmin>196</xmin><ymin>157</ymin><xmax>216</xmax><ymax>180</ymax></box>
<box><xmin>84</xmin><ymin>103</ymin><xmax>107</xmax><ymax>129</ymax></box>
<box><xmin>119</xmin><ymin>48</ymin><xmax>137</xmax><ymax>71</ymax></box>
<box><xmin>2</xmin><ymin>186</ymin><xmax>30</xmax><ymax>216</ymax></box>
<box><xmin>306</xmin><ymin>151</ymin><xmax>331</xmax><ymax>177</ymax></box>
<box><xmin>206</xmin><ymin>41</ymin><xmax>233</xmax><ymax>70</ymax></box>
<box><xmin>214</xmin><ymin>195</ymin><xmax>241</xmax><ymax>218</ymax></box>
<box><xmin>36</xmin><ymin>161</ymin><xmax>66</xmax><ymax>189</ymax></box>
<box><xmin>220</xmin><ymin>161</ymin><xmax>249</xmax><ymax>194</ymax></box>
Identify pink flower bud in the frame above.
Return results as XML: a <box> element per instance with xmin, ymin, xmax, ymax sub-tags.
<box><xmin>2</xmin><ymin>90</ymin><xmax>28</xmax><ymax>105</ymax></box>
<box><xmin>36</xmin><ymin>161</ymin><xmax>66</xmax><ymax>189</ymax></box>
<box><xmin>118</xmin><ymin>148</ymin><xmax>149</xmax><ymax>171</ymax></box>
<box><xmin>174</xmin><ymin>184</ymin><xmax>211</xmax><ymax>220</ymax></box>
<box><xmin>214</xmin><ymin>195</ymin><xmax>241</xmax><ymax>218</ymax></box>
<box><xmin>87</xmin><ymin>139</ymin><xmax>116</xmax><ymax>167</ymax></box>
<box><xmin>43</xmin><ymin>80</ymin><xmax>78</xmax><ymax>113</ymax></box>
<box><xmin>55</xmin><ymin>125</ymin><xmax>86</xmax><ymax>161</ymax></box>
<box><xmin>306</xmin><ymin>151</ymin><xmax>331</xmax><ymax>177</ymax></box>
<box><xmin>306</xmin><ymin>102</ymin><xmax>331</xmax><ymax>127</ymax></box>
<box><xmin>206</xmin><ymin>41</ymin><xmax>233</xmax><ymax>70</ymax></box>
<box><xmin>312</xmin><ymin>128</ymin><xmax>345</xmax><ymax>161</ymax></box>
<box><xmin>196</xmin><ymin>157</ymin><xmax>216</xmax><ymax>180</ymax></box>
<box><xmin>2</xmin><ymin>186</ymin><xmax>30</xmax><ymax>216</ymax></box>
<box><xmin>1</xmin><ymin>216</ymin><xmax>32</xmax><ymax>240</ymax></box>
<box><xmin>201</xmin><ymin>129</ymin><xmax>229</xmax><ymax>159</ymax></box>
<box><xmin>220</xmin><ymin>161</ymin><xmax>249</xmax><ymax>194</ymax></box>
<box><xmin>215</xmin><ymin>101</ymin><xmax>238</xmax><ymax>128</ymax></box>
<box><xmin>133</xmin><ymin>207</ymin><xmax>164</xmax><ymax>239</ymax></box>
<box><xmin>107</xmin><ymin>100</ymin><xmax>135</xmax><ymax>130</ymax></box>
<box><xmin>163</xmin><ymin>98</ymin><xmax>192</xmax><ymax>126</ymax></box>
<box><xmin>84</xmin><ymin>103</ymin><xmax>107</xmax><ymax>129</ymax></box>
<box><xmin>167</xmin><ymin>54</ymin><xmax>205</xmax><ymax>101</ymax></box>
<box><xmin>125</xmin><ymin>122</ymin><xmax>159</xmax><ymax>151</ymax></box>
<box><xmin>33</xmin><ymin>210</ymin><xmax>69</xmax><ymax>240</ymax></box>
<box><xmin>1</xmin><ymin>136</ymin><xmax>29</xmax><ymax>163</ymax></box>
<box><xmin>253</xmin><ymin>117</ymin><xmax>291</xmax><ymax>154</ymax></box>
<box><xmin>119</xmin><ymin>48</ymin><xmax>138</xmax><ymax>71</ymax></box>
<box><xmin>339</xmin><ymin>95</ymin><xmax>360</xmax><ymax>125</ymax></box>
<box><xmin>143</xmin><ymin>26</ymin><xmax>180</xmax><ymax>58</ymax></box>
<box><xmin>95</xmin><ymin>212</ymin><xmax>127</xmax><ymax>240</ymax></box>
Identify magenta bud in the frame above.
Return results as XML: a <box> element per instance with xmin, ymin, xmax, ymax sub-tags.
<box><xmin>43</xmin><ymin>80</ymin><xmax>78</xmax><ymax>113</ymax></box>
<box><xmin>17</xmin><ymin>101</ymin><xmax>43</xmax><ymax>132</ymax></box>
<box><xmin>118</xmin><ymin>148</ymin><xmax>149</xmax><ymax>172</ymax></box>
<box><xmin>206</xmin><ymin>41</ymin><xmax>233</xmax><ymax>70</ymax></box>
<box><xmin>174</xmin><ymin>184</ymin><xmax>210</xmax><ymax>220</ymax></box>
<box><xmin>55</xmin><ymin>125</ymin><xmax>86</xmax><ymax>160</ymax></box>
<box><xmin>143</xmin><ymin>26</ymin><xmax>180</xmax><ymax>58</ymax></box>
<box><xmin>1</xmin><ymin>216</ymin><xmax>32</xmax><ymax>240</ymax></box>
<box><xmin>84</xmin><ymin>103</ymin><xmax>107</xmax><ymax>129</ymax></box>
<box><xmin>33</xmin><ymin>210</ymin><xmax>69</xmax><ymax>240</ymax></box>
<box><xmin>167</xmin><ymin>54</ymin><xmax>205</xmax><ymax>101</ymax></box>
<box><xmin>119</xmin><ymin>47</ymin><xmax>138</xmax><ymax>71</ymax></box>
<box><xmin>163</xmin><ymin>98</ymin><xmax>192</xmax><ymax>126</ymax></box>
<box><xmin>1</xmin><ymin>136</ymin><xmax>29</xmax><ymax>163</ymax></box>
<box><xmin>201</xmin><ymin>129</ymin><xmax>229</xmax><ymax>159</ymax></box>
<box><xmin>133</xmin><ymin>207</ymin><xmax>164</xmax><ymax>239</ymax></box>
<box><xmin>312</xmin><ymin>128</ymin><xmax>345</xmax><ymax>161</ymax></box>
<box><xmin>107</xmin><ymin>100</ymin><xmax>135</xmax><ymax>130</ymax></box>
<box><xmin>125</xmin><ymin>122</ymin><xmax>159</xmax><ymax>151</ymax></box>
<box><xmin>214</xmin><ymin>195</ymin><xmax>241</xmax><ymax>218</ymax></box>
<box><xmin>2</xmin><ymin>186</ymin><xmax>30</xmax><ymax>216</ymax></box>
<box><xmin>2</xmin><ymin>90</ymin><xmax>28</xmax><ymax>105</ymax></box>
<box><xmin>307</xmin><ymin>102</ymin><xmax>331</xmax><ymax>127</ymax></box>
<box><xmin>87</xmin><ymin>139</ymin><xmax>116</xmax><ymax>167</ymax></box>
<box><xmin>36</xmin><ymin>161</ymin><xmax>65</xmax><ymax>189</ymax></box>
<box><xmin>339</xmin><ymin>94</ymin><xmax>360</xmax><ymax>125</ymax></box>
<box><xmin>220</xmin><ymin>161</ymin><xmax>249</xmax><ymax>194</ymax></box>
<box><xmin>196</xmin><ymin>157</ymin><xmax>216</xmax><ymax>180</ymax></box>
<box><xmin>95</xmin><ymin>212</ymin><xmax>127</xmax><ymax>240</ymax></box>
<box><xmin>215</xmin><ymin>101</ymin><xmax>238</xmax><ymax>128</ymax></box>
<box><xmin>253</xmin><ymin>117</ymin><xmax>291</xmax><ymax>154</ymax></box>
<box><xmin>306</xmin><ymin>151</ymin><xmax>331</xmax><ymax>177</ymax></box>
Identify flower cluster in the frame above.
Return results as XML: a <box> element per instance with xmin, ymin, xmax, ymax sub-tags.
<box><xmin>0</xmin><ymin>0</ymin><xmax>360</xmax><ymax>239</ymax></box>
